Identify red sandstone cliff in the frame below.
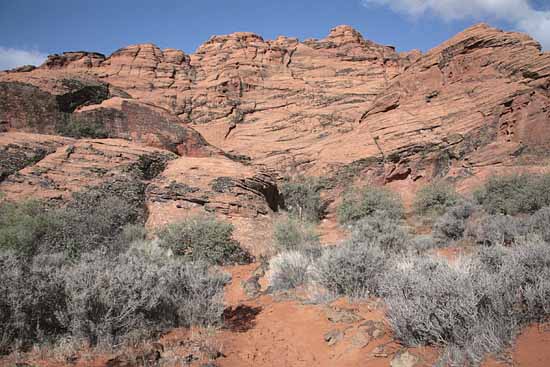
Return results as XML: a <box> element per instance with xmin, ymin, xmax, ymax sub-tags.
<box><xmin>1</xmin><ymin>23</ymin><xmax>550</xmax><ymax>248</ymax></box>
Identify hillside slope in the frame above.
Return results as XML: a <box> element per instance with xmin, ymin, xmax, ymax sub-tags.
<box><xmin>1</xmin><ymin>23</ymin><xmax>550</xmax><ymax>246</ymax></box>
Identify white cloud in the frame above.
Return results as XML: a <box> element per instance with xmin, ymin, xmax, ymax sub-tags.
<box><xmin>363</xmin><ymin>0</ymin><xmax>550</xmax><ymax>49</ymax></box>
<box><xmin>0</xmin><ymin>47</ymin><xmax>47</xmax><ymax>71</ymax></box>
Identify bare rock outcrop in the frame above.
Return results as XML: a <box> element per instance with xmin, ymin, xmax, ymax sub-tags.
<box><xmin>146</xmin><ymin>155</ymin><xmax>281</xmax><ymax>254</ymax></box>
<box><xmin>2</xmin><ymin>23</ymin><xmax>550</xmax><ymax>235</ymax></box>
<box><xmin>23</xmin><ymin>23</ymin><xmax>546</xmax><ymax>184</ymax></box>
<box><xmin>0</xmin><ymin>134</ymin><xmax>177</xmax><ymax>202</ymax></box>
<box><xmin>0</xmin><ymin>75</ymin><xmax>213</xmax><ymax>155</ymax></box>
<box><xmin>356</xmin><ymin>24</ymin><xmax>550</xmax><ymax>190</ymax></box>
<box><xmin>0</xmin><ymin>132</ymin><xmax>73</xmax><ymax>182</ymax></box>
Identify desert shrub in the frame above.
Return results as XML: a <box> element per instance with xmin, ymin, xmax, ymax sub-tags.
<box><xmin>0</xmin><ymin>252</ymin><xmax>67</xmax><ymax>354</ymax></box>
<box><xmin>527</xmin><ymin>206</ymin><xmax>550</xmax><ymax>243</ymax></box>
<box><xmin>496</xmin><ymin>240</ymin><xmax>550</xmax><ymax>323</ymax></box>
<box><xmin>127</xmin><ymin>238</ymin><xmax>172</xmax><ymax>259</ymax></box>
<box><xmin>0</xmin><ymin>246</ymin><xmax>229</xmax><ymax>353</ymax></box>
<box><xmin>157</xmin><ymin>215</ymin><xmax>251</xmax><ymax>265</ymax></box>
<box><xmin>131</xmin><ymin>153</ymin><xmax>172</xmax><ymax>180</ymax></box>
<box><xmin>381</xmin><ymin>255</ymin><xmax>514</xmax><ymax>365</ymax></box>
<box><xmin>281</xmin><ymin>176</ymin><xmax>324</xmax><ymax>222</ymax></box>
<box><xmin>380</xmin><ymin>240</ymin><xmax>550</xmax><ymax>365</ymax></box>
<box><xmin>474</xmin><ymin>174</ymin><xmax>550</xmax><ymax>215</ymax></box>
<box><xmin>63</xmin><ymin>251</ymin><xmax>229</xmax><ymax>347</ymax></box>
<box><xmin>337</xmin><ymin>185</ymin><xmax>403</xmax><ymax>224</ymax></box>
<box><xmin>409</xmin><ymin>234</ymin><xmax>440</xmax><ymax>252</ymax></box>
<box><xmin>272</xmin><ymin>216</ymin><xmax>320</xmax><ymax>253</ymax></box>
<box><xmin>465</xmin><ymin>205</ymin><xmax>550</xmax><ymax>247</ymax></box>
<box><xmin>413</xmin><ymin>182</ymin><xmax>460</xmax><ymax>217</ymax></box>
<box><xmin>1</xmin><ymin>178</ymin><xmax>146</xmax><ymax>258</ymax></box>
<box><xmin>350</xmin><ymin>214</ymin><xmax>410</xmax><ymax>253</ymax></box>
<box><xmin>433</xmin><ymin>201</ymin><xmax>477</xmax><ymax>241</ymax></box>
<box><xmin>118</xmin><ymin>223</ymin><xmax>148</xmax><ymax>244</ymax></box>
<box><xmin>268</xmin><ymin>251</ymin><xmax>312</xmax><ymax>291</ymax></box>
<box><xmin>471</xmin><ymin>244</ymin><xmax>510</xmax><ymax>274</ymax></box>
<box><xmin>0</xmin><ymin>200</ymin><xmax>57</xmax><ymax>256</ymax></box>
<box><xmin>465</xmin><ymin>214</ymin><xmax>528</xmax><ymax>246</ymax></box>
<box><xmin>314</xmin><ymin>242</ymin><xmax>386</xmax><ymax>298</ymax></box>
<box><xmin>47</xmin><ymin>193</ymin><xmax>140</xmax><ymax>258</ymax></box>
<box><xmin>381</xmin><ymin>256</ymin><xmax>480</xmax><ymax>347</ymax></box>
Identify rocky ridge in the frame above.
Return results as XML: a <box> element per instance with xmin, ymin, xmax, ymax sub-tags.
<box><xmin>1</xmin><ymin>23</ymin><xmax>550</xmax><ymax>247</ymax></box>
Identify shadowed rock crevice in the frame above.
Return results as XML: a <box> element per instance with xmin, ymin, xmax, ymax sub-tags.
<box><xmin>55</xmin><ymin>79</ymin><xmax>110</xmax><ymax>113</ymax></box>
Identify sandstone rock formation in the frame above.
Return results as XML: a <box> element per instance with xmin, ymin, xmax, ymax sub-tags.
<box><xmin>2</xmin><ymin>23</ymin><xmax>550</xmax><ymax>245</ymax></box>
<box><xmin>0</xmin><ymin>74</ymin><xmax>213</xmax><ymax>155</ymax></box>
<box><xmin>145</xmin><ymin>155</ymin><xmax>281</xmax><ymax>253</ymax></box>
<box><xmin>0</xmin><ymin>132</ymin><xmax>73</xmax><ymax>182</ymax></box>
<box><xmin>0</xmin><ymin>134</ymin><xmax>177</xmax><ymax>202</ymax></box>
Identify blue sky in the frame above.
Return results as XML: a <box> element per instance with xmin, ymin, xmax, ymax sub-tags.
<box><xmin>1</xmin><ymin>0</ymin><xmax>549</xmax><ymax>70</ymax></box>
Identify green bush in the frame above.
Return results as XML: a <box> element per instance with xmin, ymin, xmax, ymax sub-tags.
<box><xmin>350</xmin><ymin>214</ymin><xmax>410</xmax><ymax>253</ymax></box>
<box><xmin>118</xmin><ymin>223</ymin><xmax>148</xmax><ymax>244</ymax></box>
<box><xmin>157</xmin><ymin>215</ymin><xmax>252</xmax><ymax>265</ymax></box>
<box><xmin>0</xmin><ymin>178</ymin><xmax>146</xmax><ymax>258</ymax></box>
<box><xmin>0</xmin><ymin>200</ymin><xmax>57</xmax><ymax>256</ymax></box>
<box><xmin>47</xmin><ymin>193</ymin><xmax>141</xmax><ymax>257</ymax></box>
<box><xmin>474</xmin><ymin>174</ymin><xmax>550</xmax><ymax>215</ymax></box>
<box><xmin>272</xmin><ymin>216</ymin><xmax>320</xmax><ymax>253</ymax></box>
<box><xmin>413</xmin><ymin>182</ymin><xmax>460</xmax><ymax>217</ymax></box>
<box><xmin>465</xmin><ymin>214</ymin><xmax>528</xmax><ymax>246</ymax></box>
<box><xmin>337</xmin><ymin>185</ymin><xmax>403</xmax><ymax>224</ymax></box>
<box><xmin>281</xmin><ymin>176</ymin><xmax>324</xmax><ymax>222</ymax></box>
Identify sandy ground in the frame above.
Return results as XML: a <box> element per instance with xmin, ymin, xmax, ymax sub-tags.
<box><xmin>2</xmin><ymin>260</ymin><xmax>550</xmax><ymax>367</ymax></box>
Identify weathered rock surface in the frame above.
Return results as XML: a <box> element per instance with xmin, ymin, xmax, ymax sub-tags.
<box><xmin>2</xmin><ymin>23</ymin><xmax>550</xmax><ymax>242</ymax></box>
<box><xmin>359</xmin><ymin>24</ymin><xmax>550</xmax><ymax>188</ymax></box>
<box><xmin>0</xmin><ymin>132</ymin><xmax>73</xmax><ymax>182</ymax></box>
<box><xmin>4</xmin><ymin>23</ymin><xmax>548</xmax><ymax>181</ymax></box>
<box><xmin>75</xmin><ymin>97</ymin><xmax>215</xmax><ymax>156</ymax></box>
<box><xmin>0</xmin><ymin>133</ymin><xmax>177</xmax><ymax>202</ymax></box>
<box><xmin>0</xmin><ymin>75</ymin><xmax>213</xmax><ymax>155</ymax></box>
<box><xmin>145</xmin><ymin>155</ymin><xmax>281</xmax><ymax>254</ymax></box>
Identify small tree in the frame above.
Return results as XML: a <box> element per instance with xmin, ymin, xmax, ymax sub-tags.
<box><xmin>281</xmin><ymin>176</ymin><xmax>324</xmax><ymax>222</ymax></box>
<box><xmin>157</xmin><ymin>215</ymin><xmax>252</xmax><ymax>265</ymax></box>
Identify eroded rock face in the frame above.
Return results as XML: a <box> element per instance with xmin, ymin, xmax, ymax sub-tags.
<box><xmin>1</xmin><ymin>25</ymin><xmax>409</xmax><ymax>172</ymax></box>
<box><xmin>42</xmin><ymin>51</ymin><xmax>106</xmax><ymax>69</ymax></box>
<box><xmin>0</xmin><ymin>76</ymin><xmax>213</xmax><ymax>155</ymax></box>
<box><xmin>5</xmin><ymin>23</ymin><xmax>546</xmax><ymax>182</ymax></box>
<box><xmin>0</xmin><ymin>132</ymin><xmax>73</xmax><ymax>182</ymax></box>
<box><xmin>0</xmin><ymin>134</ymin><xmax>177</xmax><ymax>202</ymax></box>
<box><xmin>146</xmin><ymin>155</ymin><xmax>281</xmax><ymax>254</ymax></box>
<box><xmin>356</xmin><ymin>24</ymin><xmax>550</xmax><ymax>190</ymax></box>
<box><xmin>2</xmin><ymin>23</ymin><xmax>550</xmax><ymax>244</ymax></box>
<box><xmin>75</xmin><ymin>97</ymin><xmax>215</xmax><ymax>156</ymax></box>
